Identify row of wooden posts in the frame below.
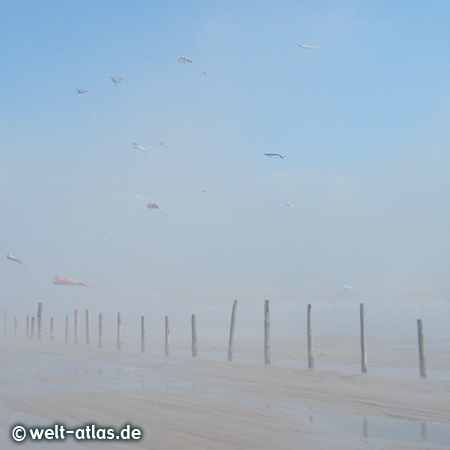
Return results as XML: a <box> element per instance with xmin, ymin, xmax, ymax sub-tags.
<box><xmin>4</xmin><ymin>300</ymin><xmax>429</xmax><ymax>379</ymax></box>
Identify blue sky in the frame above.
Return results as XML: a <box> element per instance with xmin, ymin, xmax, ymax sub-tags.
<box><xmin>2</xmin><ymin>0</ymin><xmax>450</xmax><ymax>310</ymax></box>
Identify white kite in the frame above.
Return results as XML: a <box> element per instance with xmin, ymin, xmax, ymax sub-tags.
<box><xmin>132</xmin><ymin>142</ymin><xmax>157</xmax><ymax>156</ymax></box>
<box><xmin>298</xmin><ymin>44</ymin><xmax>319</xmax><ymax>50</ymax></box>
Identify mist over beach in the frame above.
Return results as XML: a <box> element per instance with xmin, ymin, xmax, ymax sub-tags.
<box><xmin>2</xmin><ymin>1</ymin><xmax>450</xmax><ymax>449</ymax></box>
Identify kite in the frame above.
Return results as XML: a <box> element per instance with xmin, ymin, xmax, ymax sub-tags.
<box><xmin>110</xmin><ymin>76</ymin><xmax>123</xmax><ymax>85</ymax></box>
<box><xmin>202</xmin><ymin>188</ymin><xmax>208</xmax><ymax>193</ymax></box>
<box><xmin>134</xmin><ymin>194</ymin><xmax>149</xmax><ymax>202</ymax></box>
<box><xmin>75</xmin><ymin>88</ymin><xmax>88</xmax><ymax>94</ymax></box>
<box><xmin>298</xmin><ymin>45</ymin><xmax>319</xmax><ymax>50</ymax></box>
<box><xmin>134</xmin><ymin>194</ymin><xmax>168</xmax><ymax>218</ymax></box>
<box><xmin>53</xmin><ymin>276</ymin><xmax>91</xmax><ymax>289</ymax></box>
<box><xmin>132</xmin><ymin>142</ymin><xmax>157</xmax><ymax>156</ymax></box>
<box><xmin>179</xmin><ymin>57</ymin><xmax>193</xmax><ymax>64</ymax></box>
<box><xmin>6</xmin><ymin>254</ymin><xmax>26</xmax><ymax>265</ymax></box>
<box><xmin>264</xmin><ymin>153</ymin><xmax>287</xmax><ymax>160</ymax></box>
<box><xmin>343</xmin><ymin>285</ymin><xmax>355</xmax><ymax>292</ymax></box>
<box><xmin>285</xmin><ymin>202</ymin><xmax>294</xmax><ymax>206</ymax></box>
<box><xmin>203</xmin><ymin>72</ymin><xmax>207</xmax><ymax>76</ymax></box>
<box><xmin>147</xmin><ymin>202</ymin><xmax>169</xmax><ymax>218</ymax></box>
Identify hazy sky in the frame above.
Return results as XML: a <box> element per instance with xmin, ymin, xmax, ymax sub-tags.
<box><xmin>2</xmin><ymin>0</ymin><xmax>450</xmax><ymax>310</ymax></box>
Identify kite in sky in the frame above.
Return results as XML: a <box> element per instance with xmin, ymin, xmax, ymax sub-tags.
<box><xmin>132</xmin><ymin>142</ymin><xmax>156</xmax><ymax>156</ymax></box>
<box><xmin>134</xmin><ymin>194</ymin><xmax>149</xmax><ymax>202</ymax></box>
<box><xmin>53</xmin><ymin>276</ymin><xmax>90</xmax><ymax>289</ymax></box>
<box><xmin>203</xmin><ymin>72</ymin><xmax>207</xmax><ymax>76</ymax></box>
<box><xmin>179</xmin><ymin>57</ymin><xmax>193</xmax><ymax>64</ymax></box>
<box><xmin>134</xmin><ymin>194</ymin><xmax>168</xmax><ymax>218</ymax></box>
<box><xmin>264</xmin><ymin>153</ymin><xmax>287</xmax><ymax>160</ymax></box>
<box><xmin>343</xmin><ymin>285</ymin><xmax>355</xmax><ymax>292</ymax></box>
<box><xmin>6</xmin><ymin>254</ymin><xmax>26</xmax><ymax>265</ymax></box>
<box><xmin>285</xmin><ymin>202</ymin><xmax>294</xmax><ymax>206</ymax></box>
<box><xmin>202</xmin><ymin>188</ymin><xmax>208</xmax><ymax>193</ymax></box>
<box><xmin>75</xmin><ymin>88</ymin><xmax>88</xmax><ymax>94</ymax></box>
<box><xmin>298</xmin><ymin>45</ymin><xmax>319</xmax><ymax>50</ymax></box>
<box><xmin>147</xmin><ymin>202</ymin><xmax>169</xmax><ymax>218</ymax></box>
<box><xmin>110</xmin><ymin>76</ymin><xmax>123</xmax><ymax>85</ymax></box>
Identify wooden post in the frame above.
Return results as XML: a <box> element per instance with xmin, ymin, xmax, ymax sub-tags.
<box><xmin>117</xmin><ymin>312</ymin><xmax>121</xmax><ymax>350</ymax></box>
<box><xmin>50</xmin><ymin>318</ymin><xmax>54</xmax><ymax>341</ymax></box>
<box><xmin>363</xmin><ymin>417</ymin><xmax>368</xmax><ymax>439</ymax></box>
<box><xmin>86</xmin><ymin>309</ymin><xmax>91</xmax><ymax>345</ymax></box>
<box><xmin>99</xmin><ymin>313</ymin><xmax>103</xmax><ymax>348</ymax></box>
<box><xmin>37</xmin><ymin>303</ymin><xmax>43</xmax><ymax>340</ymax></box>
<box><xmin>307</xmin><ymin>303</ymin><xmax>314</xmax><ymax>369</ymax></box>
<box><xmin>228</xmin><ymin>300</ymin><xmax>237</xmax><ymax>362</ymax></box>
<box><xmin>14</xmin><ymin>316</ymin><xmax>18</xmax><ymax>338</ymax></box>
<box><xmin>74</xmin><ymin>309</ymin><xmax>79</xmax><ymax>344</ymax></box>
<box><xmin>191</xmin><ymin>314</ymin><xmax>197</xmax><ymax>357</ymax></box>
<box><xmin>360</xmin><ymin>303</ymin><xmax>367</xmax><ymax>373</ymax></box>
<box><xmin>65</xmin><ymin>315</ymin><xmax>69</xmax><ymax>343</ymax></box>
<box><xmin>421</xmin><ymin>422</ymin><xmax>427</xmax><ymax>442</ymax></box>
<box><xmin>165</xmin><ymin>316</ymin><xmax>170</xmax><ymax>356</ymax></box>
<box><xmin>26</xmin><ymin>315</ymin><xmax>30</xmax><ymax>339</ymax></box>
<box><xmin>418</xmin><ymin>319</ymin><xmax>427</xmax><ymax>379</ymax></box>
<box><xmin>141</xmin><ymin>316</ymin><xmax>145</xmax><ymax>353</ymax></box>
<box><xmin>264</xmin><ymin>300</ymin><xmax>271</xmax><ymax>365</ymax></box>
<box><xmin>4</xmin><ymin>310</ymin><xmax>6</xmax><ymax>337</ymax></box>
<box><xmin>31</xmin><ymin>317</ymin><xmax>35</xmax><ymax>339</ymax></box>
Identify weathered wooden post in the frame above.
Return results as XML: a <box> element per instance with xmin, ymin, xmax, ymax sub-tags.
<box><xmin>14</xmin><ymin>317</ymin><xmax>18</xmax><ymax>338</ymax></box>
<box><xmin>50</xmin><ymin>318</ymin><xmax>54</xmax><ymax>341</ymax></box>
<box><xmin>65</xmin><ymin>315</ymin><xmax>69</xmax><ymax>343</ymax></box>
<box><xmin>74</xmin><ymin>309</ymin><xmax>79</xmax><ymax>344</ymax></box>
<box><xmin>264</xmin><ymin>300</ymin><xmax>271</xmax><ymax>365</ymax></box>
<box><xmin>421</xmin><ymin>422</ymin><xmax>427</xmax><ymax>442</ymax></box>
<box><xmin>360</xmin><ymin>303</ymin><xmax>367</xmax><ymax>373</ymax></box>
<box><xmin>117</xmin><ymin>313</ymin><xmax>121</xmax><ymax>350</ymax></box>
<box><xmin>26</xmin><ymin>315</ymin><xmax>30</xmax><ymax>339</ymax></box>
<box><xmin>37</xmin><ymin>303</ymin><xmax>43</xmax><ymax>340</ymax></box>
<box><xmin>141</xmin><ymin>316</ymin><xmax>145</xmax><ymax>353</ymax></box>
<box><xmin>31</xmin><ymin>317</ymin><xmax>35</xmax><ymax>340</ymax></box>
<box><xmin>228</xmin><ymin>300</ymin><xmax>237</xmax><ymax>362</ymax></box>
<box><xmin>191</xmin><ymin>314</ymin><xmax>197</xmax><ymax>357</ymax></box>
<box><xmin>86</xmin><ymin>309</ymin><xmax>91</xmax><ymax>345</ymax></box>
<box><xmin>165</xmin><ymin>316</ymin><xmax>170</xmax><ymax>356</ymax></box>
<box><xmin>417</xmin><ymin>319</ymin><xmax>427</xmax><ymax>379</ymax></box>
<box><xmin>307</xmin><ymin>303</ymin><xmax>314</xmax><ymax>369</ymax></box>
<box><xmin>99</xmin><ymin>313</ymin><xmax>103</xmax><ymax>348</ymax></box>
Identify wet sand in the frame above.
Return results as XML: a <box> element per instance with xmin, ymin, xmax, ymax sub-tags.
<box><xmin>0</xmin><ymin>338</ymin><xmax>449</xmax><ymax>449</ymax></box>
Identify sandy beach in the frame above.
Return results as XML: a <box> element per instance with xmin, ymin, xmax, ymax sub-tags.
<box><xmin>0</xmin><ymin>336</ymin><xmax>449</xmax><ymax>450</ymax></box>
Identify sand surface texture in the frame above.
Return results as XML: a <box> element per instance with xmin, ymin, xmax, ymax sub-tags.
<box><xmin>0</xmin><ymin>338</ymin><xmax>449</xmax><ymax>449</ymax></box>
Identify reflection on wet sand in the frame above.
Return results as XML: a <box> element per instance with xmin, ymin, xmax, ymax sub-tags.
<box><xmin>1</xmin><ymin>339</ymin><xmax>450</xmax><ymax>449</ymax></box>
